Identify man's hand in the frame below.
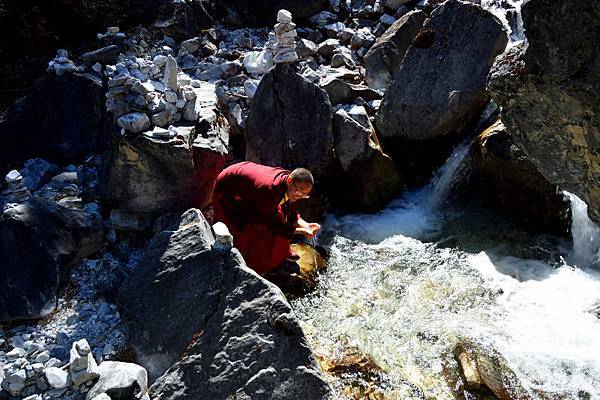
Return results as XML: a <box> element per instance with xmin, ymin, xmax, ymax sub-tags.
<box><xmin>295</xmin><ymin>223</ymin><xmax>321</xmax><ymax>239</ymax></box>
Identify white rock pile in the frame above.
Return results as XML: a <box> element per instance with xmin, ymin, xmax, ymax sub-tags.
<box><xmin>106</xmin><ymin>51</ymin><xmax>213</xmax><ymax>136</ymax></box>
<box><xmin>47</xmin><ymin>50</ymin><xmax>84</xmax><ymax>76</ymax></box>
<box><xmin>5</xmin><ymin>170</ymin><xmax>31</xmax><ymax>203</ymax></box>
<box><xmin>273</xmin><ymin>9</ymin><xmax>299</xmax><ymax>64</ymax></box>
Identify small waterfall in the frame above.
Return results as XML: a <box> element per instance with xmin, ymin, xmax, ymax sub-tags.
<box><xmin>564</xmin><ymin>191</ymin><xmax>600</xmax><ymax>268</ymax></box>
<box><xmin>327</xmin><ymin>139</ymin><xmax>472</xmax><ymax>243</ymax></box>
<box><xmin>479</xmin><ymin>0</ymin><xmax>526</xmax><ymax>44</ymax></box>
<box><xmin>424</xmin><ymin>141</ymin><xmax>471</xmax><ymax>212</ymax></box>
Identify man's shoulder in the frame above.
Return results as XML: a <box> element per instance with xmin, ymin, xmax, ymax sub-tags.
<box><xmin>225</xmin><ymin>161</ymin><xmax>290</xmax><ymax>181</ymax></box>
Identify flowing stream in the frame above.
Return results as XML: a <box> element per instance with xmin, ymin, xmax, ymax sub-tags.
<box><xmin>293</xmin><ymin>143</ymin><xmax>600</xmax><ymax>399</ymax></box>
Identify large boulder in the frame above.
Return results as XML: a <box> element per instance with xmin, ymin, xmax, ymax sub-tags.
<box><xmin>331</xmin><ymin>108</ymin><xmax>403</xmax><ymax>211</ymax></box>
<box><xmin>375</xmin><ymin>0</ymin><xmax>507</xmax><ymax>185</ymax></box>
<box><xmin>470</xmin><ymin>120</ymin><xmax>570</xmax><ymax>234</ymax></box>
<box><xmin>101</xmin><ymin>82</ymin><xmax>229</xmax><ymax>214</ymax></box>
<box><xmin>216</xmin><ymin>0</ymin><xmax>328</xmax><ymax>27</ymax></box>
<box><xmin>152</xmin><ymin>0</ymin><xmax>214</xmax><ymax>41</ymax></box>
<box><xmin>118</xmin><ymin>209</ymin><xmax>331</xmax><ymax>399</ymax></box>
<box><xmin>0</xmin><ymin>198</ymin><xmax>104</xmax><ymax>323</ymax></box>
<box><xmin>489</xmin><ymin>0</ymin><xmax>600</xmax><ymax>224</ymax></box>
<box><xmin>0</xmin><ymin>72</ymin><xmax>105</xmax><ymax>167</ymax></box>
<box><xmin>363</xmin><ymin>10</ymin><xmax>427</xmax><ymax>91</ymax></box>
<box><xmin>245</xmin><ymin>63</ymin><xmax>335</xmax><ymax>179</ymax></box>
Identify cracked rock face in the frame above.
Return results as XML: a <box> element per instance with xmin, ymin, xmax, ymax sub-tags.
<box><xmin>245</xmin><ymin>63</ymin><xmax>334</xmax><ymax>179</ymax></box>
<box><xmin>489</xmin><ymin>0</ymin><xmax>600</xmax><ymax>224</ymax></box>
<box><xmin>118</xmin><ymin>209</ymin><xmax>330</xmax><ymax>399</ymax></box>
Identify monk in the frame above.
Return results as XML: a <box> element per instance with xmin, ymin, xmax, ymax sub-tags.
<box><xmin>212</xmin><ymin>161</ymin><xmax>320</xmax><ymax>275</ymax></box>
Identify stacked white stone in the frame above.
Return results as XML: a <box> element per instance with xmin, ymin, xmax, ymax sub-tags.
<box><xmin>273</xmin><ymin>10</ymin><xmax>299</xmax><ymax>64</ymax></box>
<box><xmin>5</xmin><ymin>170</ymin><xmax>31</xmax><ymax>202</ymax></box>
<box><xmin>47</xmin><ymin>49</ymin><xmax>84</xmax><ymax>76</ymax></box>
<box><xmin>69</xmin><ymin>339</ymin><xmax>100</xmax><ymax>386</ymax></box>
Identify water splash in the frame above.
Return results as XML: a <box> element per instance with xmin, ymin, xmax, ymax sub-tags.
<box><xmin>327</xmin><ymin>141</ymin><xmax>471</xmax><ymax>243</ymax></box>
<box><xmin>424</xmin><ymin>141</ymin><xmax>471</xmax><ymax>213</ymax></box>
<box><xmin>564</xmin><ymin>191</ymin><xmax>600</xmax><ymax>268</ymax></box>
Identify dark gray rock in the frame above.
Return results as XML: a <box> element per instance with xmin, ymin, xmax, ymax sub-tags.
<box><xmin>118</xmin><ymin>209</ymin><xmax>330</xmax><ymax>400</ymax></box>
<box><xmin>489</xmin><ymin>0</ymin><xmax>600</xmax><ymax>224</ymax></box>
<box><xmin>0</xmin><ymin>72</ymin><xmax>105</xmax><ymax>166</ymax></box>
<box><xmin>320</xmin><ymin>77</ymin><xmax>381</xmax><ymax>106</ymax></box>
<box><xmin>363</xmin><ymin>10</ymin><xmax>426</xmax><ymax>90</ymax></box>
<box><xmin>331</xmin><ymin>108</ymin><xmax>403</xmax><ymax>211</ymax></box>
<box><xmin>96</xmin><ymin>256</ymin><xmax>130</xmax><ymax>301</ymax></box>
<box><xmin>245</xmin><ymin>63</ymin><xmax>335</xmax><ymax>179</ymax></box>
<box><xmin>217</xmin><ymin>0</ymin><xmax>328</xmax><ymax>27</ymax></box>
<box><xmin>153</xmin><ymin>0</ymin><xmax>214</xmax><ymax>41</ymax></box>
<box><xmin>470</xmin><ymin>120</ymin><xmax>571</xmax><ymax>234</ymax></box>
<box><xmin>81</xmin><ymin>45</ymin><xmax>121</xmax><ymax>66</ymax></box>
<box><xmin>0</xmin><ymin>198</ymin><xmax>104</xmax><ymax>323</ymax></box>
<box><xmin>20</xmin><ymin>158</ymin><xmax>59</xmax><ymax>191</ymax></box>
<box><xmin>376</xmin><ymin>1</ymin><xmax>507</xmax><ymax>142</ymax></box>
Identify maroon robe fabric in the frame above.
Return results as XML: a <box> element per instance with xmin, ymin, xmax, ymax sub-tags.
<box><xmin>212</xmin><ymin>161</ymin><xmax>300</xmax><ymax>274</ymax></box>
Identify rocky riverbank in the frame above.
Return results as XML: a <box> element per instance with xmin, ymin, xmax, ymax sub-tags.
<box><xmin>1</xmin><ymin>0</ymin><xmax>598</xmax><ymax>398</ymax></box>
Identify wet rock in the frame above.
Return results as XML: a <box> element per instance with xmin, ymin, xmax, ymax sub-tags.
<box><xmin>489</xmin><ymin>0</ymin><xmax>600</xmax><ymax>225</ymax></box>
<box><xmin>0</xmin><ymin>72</ymin><xmax>104</xmax><ymax>166</ymax></box>
<box><xmin>470</xmin><ymin>120</ymin><xmax>571</xmax><ymax>234</ymax></box>
<box><xmin>0</xmin><ymin>198</ymin><xmax>103</xmax><ymax>323</ymax></box>
<box><xmin>117</xmin><ymin>209</ymin><xmax>330</xmax><ymax>397</ymax></box>
<box><xmin>318</xmin><ymin>347</ymin><xmax>387</xmax><ymax>400</ymax></box>
<box><xmin>86</xmin><ymin>361</ymin><xmax>148</xmax><ymax>400</ymax></box>
<box><xmin>363</xmin><ymin>10</ymin><xmax>426</xmax><ymax>90</ymax></box>
<box><xmin>245</xmin><ymin>63</ymin><xmax>334</xmax><ymax>178</ymax></box>
<box><xmin>263</xmin><ymin>243</ymin><xmax>327</xmax><ymax>298</ymax></box>
<box><xmin>331</xmin><ymin>108</ymin><xmax>403</xmax><ymax>211</ymax></box>
<box><xmin>451</xmin><ymin>341</ymin><xmax>530</xmax><ymax>400</ymax></box>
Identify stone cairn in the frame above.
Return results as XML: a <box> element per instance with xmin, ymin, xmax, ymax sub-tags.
<box><xmin>273</xmin><ymin>9</ymin><xmax>299</xmax><ymax>64</ymax></box>
<box><xmin>47</xmin><ymin>49</ymin><xmax>84</xmax><ymax>76</ymax></box>
<box><xmin>5</xmin><ymin>170</ymin><xmax>31</xmax><ymax>203</ymax></box>
<box><xmin>69</xmin><ymin>339</ymin><xmax>100</xmax><ymax>386</ymax></box>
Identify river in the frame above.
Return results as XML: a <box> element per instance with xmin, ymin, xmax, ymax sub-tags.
<box><xmin>293</xmin><ymin>142</ymin><xmax>600</xmax><ymax>399</ymax></box>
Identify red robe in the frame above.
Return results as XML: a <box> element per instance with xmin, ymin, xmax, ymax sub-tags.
<box><xmin>212</xmin><ymin>161</ymin><xmax>300</xmax><ymax>274</ymax></box>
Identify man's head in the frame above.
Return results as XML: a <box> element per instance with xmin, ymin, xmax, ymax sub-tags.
<box><xmin>286</xmin><ymin>168</ymin><xmax>314</xmax><ymax>202</ymax></box>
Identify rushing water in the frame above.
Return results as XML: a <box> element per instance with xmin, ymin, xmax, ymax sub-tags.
<box><xmin>479</xmin><ymin>0</ymin><xmax>526</xmax><ymax>44</ymax></box>
<box><xmin>293</xmin><ymin>144</ymin><xmax>600</xmax><ymax>399</ymax></box>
